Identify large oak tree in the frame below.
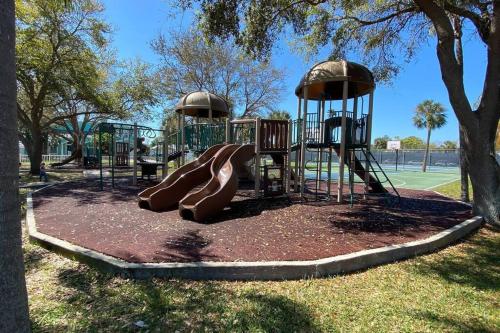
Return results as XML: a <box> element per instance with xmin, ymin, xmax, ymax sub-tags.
<box><xmin>17</xmin><ymin>0</ymin><xmax>159</xmax><ymax>173</ymax></box>
<box><xmin>0</xmin><ymin>0</ymin><xmax>31</xmax><ymax>331</ymax></box>
<box><xmin>178</xmin><ymin>0</ymin><xmax>500</xmax><ymax>225</ymax></box>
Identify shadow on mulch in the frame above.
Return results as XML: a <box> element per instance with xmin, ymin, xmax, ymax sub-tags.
<box><xmin>32</xmin><ymin>178</ymin><xmax>145</xmax><ymax>209</ymax></box>
<box><xmin>326</xmin><ymin>195</ymin><xmax>470</xmax><ymax>236</ymax></box>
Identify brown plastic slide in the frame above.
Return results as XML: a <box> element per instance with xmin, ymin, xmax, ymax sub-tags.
<box><xmin>179</xmin><ymin>144</ymin><xmax>255</xmax><ymax>222</ymax></box>
<box><xmin>138</xmin><ymin>144</ymin><xmax>225</xmax><ymax>211</ymax></box>
<box><xmin>333</xmin><ymin>147</ymin><xmax>387</xmax><ymax>193</ymax></box>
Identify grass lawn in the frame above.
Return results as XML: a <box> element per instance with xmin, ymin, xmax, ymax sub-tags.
<box><xmin>24</xmin><ymin>180</ymin><xmax>499</xmax><ymax>332</ymax></box>
<box><xmin>19</xmin><ymin>168</ymin><xmax>86</xmax><ymax>184</ymax></box>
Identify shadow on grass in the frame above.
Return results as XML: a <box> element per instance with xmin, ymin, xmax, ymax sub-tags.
<box><xmin>411</xmin><ymin>310</ymin><xmax>495</xmax><ymax>332</ymax></box>
<box><xmin>35</xmin><ymin>265</ymin><xmax>320</xmax><ymax>332</ymax></box>
<box><xmin>413</xmin><ymin>226</ymin><xmax>500</xmax><ymax>291</ymax></box>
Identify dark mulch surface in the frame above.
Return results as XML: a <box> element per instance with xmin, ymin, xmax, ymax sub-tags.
<box><xmin>32</xmin><ymin>179</ymin><xmax>472</xmax><ymax>263</ymax></box>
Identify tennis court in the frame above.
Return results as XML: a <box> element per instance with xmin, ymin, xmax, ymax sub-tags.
<box><xmin>303</xmin><ymin>164</ymin><xmax>460</xmax><ymax>191</ymax></box>
<box><xmin>382</xmin><ymin>168</ymin><xmax>460</xmax><ymax>190</ymax></box>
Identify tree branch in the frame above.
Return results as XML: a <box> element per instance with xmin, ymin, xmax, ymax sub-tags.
<box><xmin>442</xmin><ymin>2</ymin><xmax>490</xmax><ymax>43</ymax></box>
<box><xmin>414</xmin><ymin>0</ymin><xmax>474</xmax><ymax>126</ymax></box>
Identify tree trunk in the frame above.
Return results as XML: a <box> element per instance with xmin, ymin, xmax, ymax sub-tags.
<box><xmin>422</xmin><ymin>127</ymin><xmax>431</xmax><ymax>172</ymax></box>
<box><xmin>51</xmin><ymin>144</ymin><xmax>82</xmax><ymax>167</ymax></box>
<box><xmin>466</xmin><ymin>134</ymin><xmax>500</xmax><ymax>226</ymax></box>
<box><xmin>459</xmin><ymin>126</ymin><xmax>470</xmax><ymax>202</ymax></box>
<box><xmin>28</xmin><ymin>130</ymin><xmax>43</xmax><ymax>175</ymax></box>
<box><xmin>0</xmin><ymin>0</ymin><xmax>31</xmax><ymax>331</ymax></box>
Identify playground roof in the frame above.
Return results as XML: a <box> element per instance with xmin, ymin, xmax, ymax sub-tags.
<box><xmin>175</xmin><ymin>91</ymin><xmax>229</xmax><ymax>118</ymax></box>
<box><xmin>295</xmin><ymin>60</ymin><xmax>375</xmax><ymax>100</ymax></box>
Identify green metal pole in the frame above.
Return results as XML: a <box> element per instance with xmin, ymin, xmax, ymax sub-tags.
<box><xmin>111</xmin><ymin>131</ymin><xmax>115</xmax><ymax>188</ymax></box>
<box><xmin>99</xmin><ymin>124</ymin><xmax>103</xmax><ymax>190</ymax></box>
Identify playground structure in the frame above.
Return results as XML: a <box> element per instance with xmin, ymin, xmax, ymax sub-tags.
<box><xmin>292</xmin><ymin>60</ymin><xmax>398</xmax><ymax>202</ymax></box>
<box><xmin>138</xmin><ymin>91</ymin><xmax>292</xmax><ymax>221</ymax></box>
<box><xmin>137</xmin><ymin>60</ymin><xmax>400</xmax><ymax>221</ymax></box>
<box><xmin>27</xmin><ymin>60</ymin><xmax>479</xmax><ymax>280</ymax></box>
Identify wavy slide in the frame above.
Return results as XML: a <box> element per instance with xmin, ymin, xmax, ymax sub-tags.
<box><xmin>138</xmin><ymin>144</ymin><xmax>225</xmax><ymax>211</ymax></box>
<box><xmin>179</xmin><ymin>144</ymin><xmax>255</xmax><ymax>222</ymax></box>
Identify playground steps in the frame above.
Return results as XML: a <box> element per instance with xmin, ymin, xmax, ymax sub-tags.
<box><xmin>351</xmin><ymin>148</ymin><xmax>400</xmax><ymax>200</ymax></box>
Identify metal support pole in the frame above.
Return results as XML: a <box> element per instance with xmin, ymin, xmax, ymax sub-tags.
<box><xmin>181</xmin><ymin>111</ymin><xmax>185</xmax><ymax>165</ymax></box>
<box><xmin>317</xmin><ymin>96</ymin><xmax>325</xmax><ymax>193</ymax></box>
<box><xmin>163</xmin><ymin>128</ymin><xmax>168</xmax><ymax>178</ymax></box>
<box><xmin>350</xmin><ymin>97</ymin><xmax>358</xmax><ymax>198</ymax></box>
<box><xmin>132</xmin><ymin>123</ymin><xmax>138</xmax><ymax>185</ymax></box>
<box><xmin>207</xmin><ymin>92</ymin><xmax>213</xmax><ymax>124</ymax></box>
<box><xmin>395</xmin><ymin>149</ymin><xmax>399</xmax><ymax>172</ymax></box>
<box><xmin>364</xmin><ymin>91</ymin><xmax>374</xmax><ymax>195</ymax></box>
<box><xmin>327</xmin><ymin>147</ymin><xmax>332</xmax><ymax>197</ymax></box>
<box><xmin>254</xmin><ymin>117</ymin><xmax>261</xmax><ymax>198</ymax></box>
<box><xmin>286</xmin><ymin>119</ymin><xmax>292</xmax><ymax>194</ymax></box>
<box><xmin>111</xmin><ymin>131</ymin><xmax>115</xmax><ymax>188</ymax></box>
<box><xmin>300</xmin><ymin>87</ymin><xmax>309</xmax><ymax>197</ymax></box>
<box><xmin>338</xmin><ymin>80</ymin><xmax>349</xmax><ymax>203</ymax></box>
<box><xmin>99</xmin><ymin>124</ymin><xmax>103</xmax><ymax>190</ymax></box>
<box><xmin>225</xmin><ymin>118</ymin><xmax>231</xmax><ymax>143</ymax></box>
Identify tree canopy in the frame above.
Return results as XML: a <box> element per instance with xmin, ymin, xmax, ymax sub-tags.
<box><xmin>413</xmin><ymin>100</ymin><xmax>447</xmax><ymax>132</ymax></box>
<box><xmin>151</xmin><ymin>31</ymin><xmax>285</xmax><ymax>119</ymax></box>
<box><xmin>16</xmin><ymin>0</ymin><xmax>159</xmax><ymax>172</ymax></box>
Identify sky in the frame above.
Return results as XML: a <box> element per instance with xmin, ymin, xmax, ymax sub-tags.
<box><xmin>101</xmin><ymin>0</ymin><xmax>487</xmax><ymax>144</ymax></box>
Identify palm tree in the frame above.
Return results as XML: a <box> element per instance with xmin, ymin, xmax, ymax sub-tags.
<box><xmin>413</xmin><ymin>100</ymin><xmax>447</xmax><ymax>172</ymax></box>
<box><xmin>268</xmin><ymin>110</ymin><xmax>291</xmax><ymax>120</ymax></box>
<box><xmin>0</xmin><ymin>0</ymin><xmax>31</xmax><ymax>331</ymax></box>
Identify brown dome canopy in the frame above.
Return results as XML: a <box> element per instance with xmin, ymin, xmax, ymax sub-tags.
<box><xmin>295</xmin><ymin>60</ymin><xmax>375</xmax><ymax>100</ymax></box>
<box><xmin>175</xmin><ymin>91</ymin><xmax>229</xmax><ymax>118</ymax></box>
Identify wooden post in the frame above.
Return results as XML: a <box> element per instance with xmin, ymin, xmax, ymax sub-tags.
<box><xmin>300</xmin><ymin>87</ymin><xmax>309</xmax><ymax>197</ymax></box>
<box><xmin>254</xmin><ymin>117</ymin><xmax>261</xmax><ymax>198</ymax></box>
<box><xmin>337</xmin><ymin>80</ymin><xmax>349</xmax><ymax>203</ymax></box>
<box><xmin>286</xmin><ymin>119</ymin><xmax>292</xmax><ymax>194</ymax></box>
<box><xmin>365</xmin><ymin>91</ymin><xmax>374</xmax><ymax>195</ymax></box>
<box><xmin>294</xmin><ymin>96</ymin><xmax>301</xmax><ymax>192</ymax></box>
<box><xmin>133</xmin><ymin>123</ymin><xmax>138</xmax><ymax>185</ymax></box>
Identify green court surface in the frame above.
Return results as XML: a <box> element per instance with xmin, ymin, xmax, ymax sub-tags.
<box><xmin>382</xmin><ymin>169</ymin><xmax>460</xmax><ymax>190</ymax></box>
<box><xmin>301</xmin><ymin>162</ymin><xmax>460</xmax><ymax>191</ymax></box>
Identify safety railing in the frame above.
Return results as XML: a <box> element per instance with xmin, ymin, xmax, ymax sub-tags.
<box><xmin>259</xmin><ymin>119</ymin><xmax>288</xmax><ymax>152</ymax></box>
<box><xmin>184</xmin><ymin>123</ymin><xmax>225</xmax><ymax>152</ymax></box>
<box><xmin>230</xmin><ymin>119</ymin><xmax>256</xmax><ymax>145</ymax></box>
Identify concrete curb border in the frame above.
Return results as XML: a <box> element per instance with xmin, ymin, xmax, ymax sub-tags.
<box><xmin>26</xmin><ymin>191</ymin><xmax>483</xmax><ymax>280</ymax></box>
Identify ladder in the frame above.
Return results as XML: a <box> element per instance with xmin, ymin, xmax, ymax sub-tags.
<box><xmin>350</xmin><ymin>148</ymin><xmax>401</xmax><ymax>202</ymax></box>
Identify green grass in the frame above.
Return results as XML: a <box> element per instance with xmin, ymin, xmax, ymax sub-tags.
<box><xmin>433</xmin><ymin>179</ymin><xmax>473</xmax><ymax>199</ymax></box>
<box><xmin>24</xmin><ymin>179</ymin><xmax>499</xmax><ymax>332</ymax></box>
<box><xmin>19</xmin><ymin>168</ymin><xmax>85</xmax><ymax>184</ymax></box>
